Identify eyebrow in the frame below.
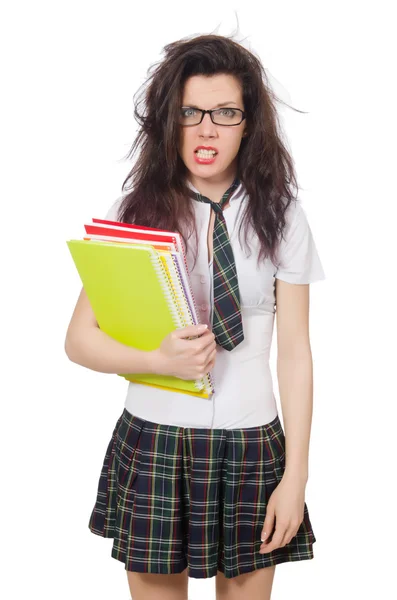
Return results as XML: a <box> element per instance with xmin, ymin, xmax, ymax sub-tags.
<box><xmin>183</xmin><ymin>101</ymin><xmax>239</xmax><ymax>109</ymax></box>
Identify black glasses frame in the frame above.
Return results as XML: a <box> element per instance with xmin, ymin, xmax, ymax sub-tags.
<box><xmin>180</xmin><ymin>106</ymin><xmax>246</xmax><ymax>127</ymax></box>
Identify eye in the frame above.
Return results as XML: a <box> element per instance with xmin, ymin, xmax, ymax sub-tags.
<box><xmin>181</xmin><ymin>107</ymin><xmax>197</xmax><ymax>117</ymax></box>
<box><xmin>218</xmin><ymin>109</ymin><xmax>236</xmax><ymax>117</ymax></box>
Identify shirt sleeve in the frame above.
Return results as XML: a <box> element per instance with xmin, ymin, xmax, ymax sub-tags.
<box><xmin>274</xmin><ymin>200</ymin><xmax>326</xmax><ymax>284</ymax></box>
<box><xmin>104</xmin><ymin>196</ymin><xmax>124</xmax><ymax>221</ymax></box>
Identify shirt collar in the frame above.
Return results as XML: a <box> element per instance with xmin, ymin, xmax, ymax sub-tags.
<box><xmin>186</xmin><ymin>179</ymin><xmax>246</xmax><ymax>205</ymax></box>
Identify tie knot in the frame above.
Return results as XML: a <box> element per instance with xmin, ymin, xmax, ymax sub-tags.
<box><xmin>199</xmin><ymin>196</ymin><xmax>224</xmax><ymax>214</ymax></box>
<box><xmin>190</xmin><ymin>177</ymin><xmax>240</xmax><ymax>213</ymax></box>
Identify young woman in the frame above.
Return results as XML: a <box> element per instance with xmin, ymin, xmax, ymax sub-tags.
<box><xmin>65</xmin><ymin>34</ymin><xmax>325</xmax><ymax>600</ymax></box>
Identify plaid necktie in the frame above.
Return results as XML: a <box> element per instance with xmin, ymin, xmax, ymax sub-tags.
<box><xmin>190</xmin><ymin>177</ymin><xmax>244</xmax><ymax>351</ymax></box>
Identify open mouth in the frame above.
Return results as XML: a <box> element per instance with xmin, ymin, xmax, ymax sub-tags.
<box><xmin>194</xmin><ymin>150</ymin><xmax>218</xmax><ymax>159</ymax></box>
<box><xmin>193</xmin><ymin>146</ymin><xmax>219</xmax><ymax>164</ymax></box>
<box><xmin>194</xmin><ymin>151</ymin><xmax>218</xmax><ymax>164</ymax></box>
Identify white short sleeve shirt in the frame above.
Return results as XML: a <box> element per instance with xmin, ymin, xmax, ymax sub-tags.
<box><xmin>103</xmin><ymin>183</ymin><xmax>325</xmax><ymax>429</ymax></box>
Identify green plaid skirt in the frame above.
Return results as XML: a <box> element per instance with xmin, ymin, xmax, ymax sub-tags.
<box><xmin>88</xmin><ymin>408</ymin><xmax>316</xmax><ymax>579</ymax></box>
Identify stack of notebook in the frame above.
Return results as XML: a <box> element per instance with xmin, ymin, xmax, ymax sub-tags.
<box><xmin>66</xmin><ymin>214</ymin><xmax>215</xmax><ymax>398</ymax></box>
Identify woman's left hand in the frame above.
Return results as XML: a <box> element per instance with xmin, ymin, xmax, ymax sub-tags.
<box><xmin>259</xmin><ymin>472</ymin><xmax>307</xmax><ymax>554</ymax></box>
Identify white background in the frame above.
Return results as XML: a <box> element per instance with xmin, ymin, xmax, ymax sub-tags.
<box><xmin>1</xmin><ymin>1</ymin><xmax>396</xmax><ymax>598</ymax></box>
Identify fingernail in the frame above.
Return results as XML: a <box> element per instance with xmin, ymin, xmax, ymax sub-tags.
<box><xmin>261</xmin><ymin>532</ymin><xmax>266</xmax><ymax>542</ymax></box>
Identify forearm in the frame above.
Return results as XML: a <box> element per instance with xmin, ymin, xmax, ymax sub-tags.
<box><xmin>65</xmin><ymin>326</ymin><xmax>166</xmax><ymax>376</ymax></box>
<box><xmin>276</xmin><ymin>350</ymin><xmax>314</xmax><ymax>482</ymax></box>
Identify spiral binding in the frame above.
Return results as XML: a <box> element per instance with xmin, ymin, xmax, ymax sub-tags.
<box><xmin>159</xmin><ymin>255</ymin><xmax>186</xmax><ymax>326</ymax></box>
<box><xmin>148</xmin><ymin>248</ymin><xmax>184</xmax><ymax>331</ymax></box>
<box><xmin>170</xmin><ymin>255</ymin><xmax>194</xmax><ymax>324</ymax></box>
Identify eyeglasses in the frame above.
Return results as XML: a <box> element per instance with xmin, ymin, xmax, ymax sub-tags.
<box><xmin>179</xmin><ymin>106</ymin><xmax>246</xmax><ymax>127</ymax></box>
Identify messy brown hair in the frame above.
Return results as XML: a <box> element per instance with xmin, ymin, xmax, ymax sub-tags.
<box><xmin>115</xmin><ymin>32</ymin><xmax>306</xmax><ymax>270</ymax></box>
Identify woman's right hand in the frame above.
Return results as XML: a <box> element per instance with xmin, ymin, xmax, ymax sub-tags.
<box><xmin>152</xmin><ymin>324</ymin><xmax>217</xmax><ymax>380</ymax></box>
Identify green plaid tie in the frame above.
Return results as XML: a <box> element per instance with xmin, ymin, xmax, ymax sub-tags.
<box><xmin>190</xmin><ymin>177</ymin><xmax>244</xmax><ymax>351</ymax></box>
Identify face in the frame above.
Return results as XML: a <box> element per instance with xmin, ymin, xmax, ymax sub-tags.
<box><xmin>178</xmin><ymin>73</ymin><xmax>247</xmax><ymax>187</ymax></box>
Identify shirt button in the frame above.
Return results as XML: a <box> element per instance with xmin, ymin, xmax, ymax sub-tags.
<box><xmin>200</xmin><ymin>276</ymin><xmax>206</xmax><ymax>284</ymax></box>
<box><xmin>200</xmin><ymin>303</ymin><xmax>208</xmax><ymax>311</ymax></box>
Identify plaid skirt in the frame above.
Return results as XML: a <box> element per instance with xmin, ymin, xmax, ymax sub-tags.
<box><xmin>88</xmin><ymin>408</ymin><xmax>316</xmax><ymax>579</ymax></box>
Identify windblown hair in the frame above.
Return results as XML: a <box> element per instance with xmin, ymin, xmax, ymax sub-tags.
<box><xmin>116</xmin><ymin>33</ymin><xmax>306</xmax><ymax>270</ymax></box>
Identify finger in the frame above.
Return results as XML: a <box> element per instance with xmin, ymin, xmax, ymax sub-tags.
<box><xmin>197</xmin><ymin>350</ymin><xmax>215</xmax><ymax>378</ymax></box>
<box><xmin>261</xmin><ymin>507</ymin><xmax>275</xmax><ymax>543</ymax></box>
<box><xmin>200</xmin><ymin>346</ymin><xmax>216</xmax><ymax>371</ymax></box>
<box><xmin>206</xmin><ymin>347</ymin><xmax>217</xmax><ymax>365</ymax></box>
<box><xmin>190</xmin><ymin>331</ymin><xmax>214</xmax><ymax>353</ymax></box>
<box><xmin>202</xmin><ymin>332</ymin><xmax>216</xmax><ymax>352</ymax></box>
<box><xmin>259</xmin><ymin>526</ymin><xmax>285</xmax><ymax>553</ymax></box>
<box><xmin>181</xmin><ymin>325</ymin><xmax>209</xmax><ymax>341</ymax></box>
<box><xmin>175</xmin><ymin>324</ymin><xmax>208</xmax><ymax>340</ymax></box>
<box><xmin>207</xmin><ymin>355</ymin><xmax>216</xmax><ymax>371</ymax></box>
<box><xmin>279</xmin><ymin>526</ymin><xmax>296</xmax><ymax>547</ymax></box>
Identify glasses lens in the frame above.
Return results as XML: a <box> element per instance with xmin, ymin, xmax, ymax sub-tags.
<box><xmin>179</xmin><ymin>107</ymin><xmax>202</xmax><ymax>125</ymax></box>
<box><xmin>212</xmin><ymin>108</ymin><xmax>243</xmax><ymax>125</ymax></box>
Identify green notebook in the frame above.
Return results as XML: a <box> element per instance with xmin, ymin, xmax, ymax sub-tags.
<box><xmin>66</xmin><ymin>239</ymin><xmax>212</xmax><ymax>397</ymax></box>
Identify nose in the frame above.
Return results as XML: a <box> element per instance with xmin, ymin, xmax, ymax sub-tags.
<box><xmin>197</xmin><ymin>111</ymin><xmax>217</xmax><ymax>137</ymax></box>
